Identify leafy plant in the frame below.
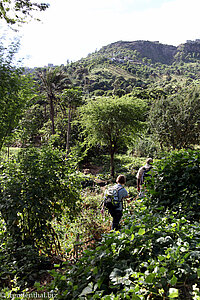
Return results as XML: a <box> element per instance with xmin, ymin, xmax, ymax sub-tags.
<box><xmin>0</xmin><ymin>146</ymin><xmax>81</xmax><ymax>251</ymax></box>
<box><xmin>0</xmin><ymin>146</ymin><xmax>82</xmax><ymax>288</ymax></box>
<box><xmin>0</xmin><ymin>0</ymin><xmax>49</xmax><ymax>24</ymax></box>
<box><xmin>45</xmin><ymin>201</ymin><xmax>200</xmax><ymax>299</ymax></box>
<box><xmin>149</xmin><ymin>88</ymin><xmax>200</xmax><ymax>150</ymax></box>
<box><xmin>38</xmin><ymin>150</ymin><xmax>200</xmax><ymax>299</ymax></box>
<box><xmin>146</xmin><ymin>149</ymin><xmax>200</xmax><ymax>221</ymax></box>
<box><xmin>79</xmin><ymin>95</ymin><xmax>147</xmax><ymax>177</ymax></box>
<box><xmin>0</xmin><ymin>40</ymin><xmax>33</xmax><ymax>151</ymax></box>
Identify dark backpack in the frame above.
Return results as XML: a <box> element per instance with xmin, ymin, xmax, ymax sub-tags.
<box><xmin>103</xmin><ymin>186</ymin><xmax>124</xmax><ymax>210</ymax></box>
<box><xmin>141</xmin><ymin>166</ymin><xmax>152</xmax><ymax>185</ymax></box>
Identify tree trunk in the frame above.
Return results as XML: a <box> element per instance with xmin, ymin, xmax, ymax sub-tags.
<box><xmin>110</xmin><ymin>145</ymin><xmax>115</xmax><ymax>178</ymax></box>
<box><xmin>66</xmin><ymin>105</ymin><xmax>72</xmax><ymax>156</ymax></box>
<box><xmin>49</xmin><ymin>95</ymin><xmax>55</xmax><ymax>135</ymax></box>
<box><xmin>110</xmin><ymin>154</ymin><xmax>114</xmax><ymax>178</ymax></box>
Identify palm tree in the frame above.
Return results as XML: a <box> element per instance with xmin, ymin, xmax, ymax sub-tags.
<box><xmin>60</xmin><ymin>88</ymin><xmax>82</xmax><ymax>155</ymax></box>
<box><xmin>38</xmin><ymin>66</ymin><xmax>71</xmax><ymax>135</ymax></box>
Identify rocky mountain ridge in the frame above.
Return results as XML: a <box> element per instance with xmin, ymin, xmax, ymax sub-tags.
<box><xmin>98</xmin><ymin>39</ymin><xmax>200</xmax><ymax>64</ymax></box>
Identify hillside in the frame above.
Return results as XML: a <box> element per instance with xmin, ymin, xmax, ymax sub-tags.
<box><xmin>64</xmin><ymin>39</ymin><xmax>200</xmax><ymax>96</ymax></box>
<box><xmin>99</xmin><ymin>40</ymin><xmax>177</xmax><ymax>64</ymax></box>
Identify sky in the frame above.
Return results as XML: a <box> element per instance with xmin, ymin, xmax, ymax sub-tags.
<box><xmin>1</xmin><ymin>0</ymin><xmax>200</xmax><ymax>68</ymax></box>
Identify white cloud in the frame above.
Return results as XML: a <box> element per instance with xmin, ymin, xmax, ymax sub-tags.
<box><xmin>11</xmin><ymin>0</ymin><xmax>200</xmax><ymax>67</ymax></box>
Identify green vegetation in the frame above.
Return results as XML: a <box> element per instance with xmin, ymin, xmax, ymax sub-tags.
<box><xmin>0</xmin><ymin>0</ymin><xmax>49</xmax><ymax>24</ymax></box>
<box><xmin>1</xmin><ymin>149</ymin><xmax>200</xmax><ymax>299</ymax></box>
<box><xmin>62</xmin><ymin>40</ymin><xmax>200</xmax><ymax>98</ymax></box>
<box><xmin>0</xmin><ymin>41</ymin><xmax>33</xmax><ymax>151</ymax></box>
<box><xmin>79</xmin><ymin>95</ymin><xmax>146</xmax><ymax>177</ymax></box>
<box><xmin>41</xmin><ymin>150</ymin><xmax>200</xmax><ymax>299</ymax></box>
<box><xmin>0</xmin><ymin>147</ymin><xmax>82</xmax><ymax>289</ymax></box>
<box><xmin>149</xmin><ymin>87</ymin><xmax>200</xmax><ymax>150</ymax></box>
<box><xmin>147</xmin><ymin>150</ymin><xmax>200</xmax><ymax>221</ymax></box>
<box><xmin>0</xmin><ymin>37</ymin><xmax>200</xmax><ymax>299</ymax></box>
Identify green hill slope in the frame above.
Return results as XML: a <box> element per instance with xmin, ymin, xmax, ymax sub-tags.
<box><xmin>64</xmin><ymin>39</ymin><xmax>200</xmax><ymax>96</ymax></box>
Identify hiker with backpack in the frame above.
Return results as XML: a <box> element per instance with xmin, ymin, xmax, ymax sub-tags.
<box><xmin>101</xmin><ymin>174</ymin><xmax>130</xmax><ymax>231</ymax></box>
<box><xmin>136</xmin><ymin>158</ymin><xmax>153</xmax><ymax>197</ymax></box>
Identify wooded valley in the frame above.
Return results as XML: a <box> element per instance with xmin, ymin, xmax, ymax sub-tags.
<box><xmin>0</xmin><ymin>29</ymin><xmax>200</xmax><ymax>299</ymax></box>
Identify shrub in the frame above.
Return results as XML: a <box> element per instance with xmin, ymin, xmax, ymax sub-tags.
<box><xmin>131</xmin><ymin>134</ymin><xmax>160</xmax><ymax>158</ymax></box>
<box><xmin>0</xmin><ymin>146</ymin><xmax>82</xmax><ymax>251</ymax></box>
<box><xmin>34</xmin><ymin>150</ymin><xmax>200</xmax><ymax>299</ymax></box>
<box><xmin>93</xmin><ymin>89</ymin><xmax>105</xmax><ymax>96</ymax></box>
<box><xmin>45</xmin><ymin>203</ymin><xmax>200</xmax><ymax>299</ymax></box>
<box><xmin>0</xmin><ymin>146</ymin><xmax>82</xmax><ymax>288</ymax></box>
<box><xmin>146</xmin><ymin>149</ymin><xmax>200</xmax><ymax>221</ymax></box>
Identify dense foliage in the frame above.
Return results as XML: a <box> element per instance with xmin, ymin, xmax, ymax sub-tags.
<box><xmin>0</xmin><ymin>147</ymin><xmax>82</xmax><ymax>249</ymax></box>
<box><xmin>147</xmin><ymin>149</ymin><xmax>200</xmax><ymax>221</ymax></box>
<box><xmin>79</xmin><ymin>95</ymin><xmax>147</xmax><ymax>176</ymax></box>
<box><xmin>63</xmin><ymin>40</ymin><xmax>200</xmax><ymax>97</ymax></box>
<box><xmin>0</xmin><ymin>147</ymin><xmax>82</xmax><ymax>289</ymax></box>
<box><xmin>47</xmin><ymin>208</ymin><xmax>200</xmax><ymax>299</ymax></box>
<box><xmin>42</xmin><ymin>149</ymin><xmax>200</xmax><ymax>299</ymax></box>
<box><xmin>0</xmin><ymin>41</ymin><xmax>33</xmax><ymax>151</ymax></box>
<box><xmin>1</xmin><ymin>36</ymin><xmax>200</xmax><ymax>299</ymax></box>
<box><xmin>149</xmin><ymin>88</ymin><xmax>200</xmax><ymax>150</ymax></box>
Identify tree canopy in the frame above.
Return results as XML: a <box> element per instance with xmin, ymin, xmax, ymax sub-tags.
<box><xmin>0</xmin><ymin>0</ymin><xmax>49</xmax><ymax>24</ymax></box>
<box><xmin>0</xmin><ymin>41</ymin><xmax>33</xmax><ymax>150</ymax></box>
<box><xmin>79</xmin><ymin>95</ymin><xmax>147</xmax><ymax>176</ymax></box>
<box><xmin>149</xmin><ymin>88</ymin><xmax>200</xmax><ymax>150</ymax></box>
<box><xmin>38</xmin><ymin>67</ymin><xmax>71</xmax><ymax>135</ymax></box>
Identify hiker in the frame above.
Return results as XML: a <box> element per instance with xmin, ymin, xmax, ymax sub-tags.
<box><xmin>136</xmin><ymin>158</ymin><xmax>153</xmax><ymax>196</ymax></box>
<box><xmin>101</xmin><ymin>174</ymin><xmax>130</xmax><ymax>231</ymax></box>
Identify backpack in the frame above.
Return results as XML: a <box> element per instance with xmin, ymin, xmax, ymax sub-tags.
<box><xmin>103</xmin><ymin>186</ymin><xmax>124</xmax><ymax>210</ymax></box>
<box><xmin>140</xmin><ymin>166</ymin><xmax>152</xmax><ymax>185</ymax></box>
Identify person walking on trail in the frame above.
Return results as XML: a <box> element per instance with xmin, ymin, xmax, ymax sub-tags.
<box><xmin>101</xmin><ymin>174</ymin><xmax>130</xmax><ymax>231</ymax></box>
<box><xmin>136</xmin><ymin>158</ymin><xmax>153</xmax><ymax>197</ymax></box>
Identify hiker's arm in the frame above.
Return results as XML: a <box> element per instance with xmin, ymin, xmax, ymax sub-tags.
<box><xmin>126</xmin><ymin>195</ymin><xmax>136</xmax><ymax>203</ymax></box>
<box><xmin>127</xmin><ymin>197</ymin><xmax>131</xmax><ymax>203</ymax></box>
<box><xmin>124</xmin><ymin>193</ymin><xmax>133</xmax><ymax>203</ymax></box>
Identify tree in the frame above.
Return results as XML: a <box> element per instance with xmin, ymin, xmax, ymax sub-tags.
<box><xmin>149</xmin><ymin>88</ymin><xmax>200</xmax><ymax>150</ymax></box>
<box><xmin>79</xmin><ymin>95</ymin><xmax>147</xmax><ymax>177</ymax></box>
<box><xmin>38</xmin><ymin>67</ymin><xmax>71</xmax><ymax>135</ymax></box>
<box><xmin>60</xmin><ymin>88</ymin><xmax>83</xmax><ymax>155</ymax></box>
<box><xmin>0</xmin><ymin>0</ymin><xmax>49</xmax><ymax>24</ymax></box>
<box><xmin>0</xmin><ymin>41</ymin><xmax>32</xmax><ymax>151</ymax></box>
<box><xmin>18</xmin><ymin>100</ymin><xmax>48</xmax><ymax>146</ymax></box>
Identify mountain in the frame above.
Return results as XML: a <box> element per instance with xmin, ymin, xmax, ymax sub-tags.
<box><xmin>40</xmin><ymin>40</ymin><xmax>200</xmax><ymax>97</ymax></box>
<box><xmin>175</xmin><ymin>41</ymin><xmax>200</xmax><ymax>62</ymax></box>
<box><xmin>99</xmin><ymin>39</ymin><xmax>200</xmax><ymax>64</ymax></box>
<box><xmin>98</xmin><ymin>40</ymin><xmax>177</xmax><ymax>64</ymax></box>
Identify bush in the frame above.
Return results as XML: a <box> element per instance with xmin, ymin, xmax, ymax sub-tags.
<box><xmin>45</xmin><ymin>203</ymin><xmax>200</xmax><ymax>299</ymax></box>
<box><xmin>0</xmin><ymin>146</ymin><xmax>82</xmax><ymax>288</ymax></box>
<box><xmin>130</xmin><ymin>134</ymin><xmax>160</xmax><ymax>158</ymax></box>
<box><xmin>93</xmin><ymin>89</ymin><xmax>105</xmax><ymax>96</ymax></box>
<box><xmin>146</xmin><ymin>149</ymin><xmax>200</xmax><ymax>221</ymax></box>
<box><xmin>0</xmin><ymin>146</ymin><xmax>82</xmax><ymax>251</ymax></box>
<box><xmin>33</xmin><ymin>150</ymin><xmax>200</xmax><ymax>299</ymax></box>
